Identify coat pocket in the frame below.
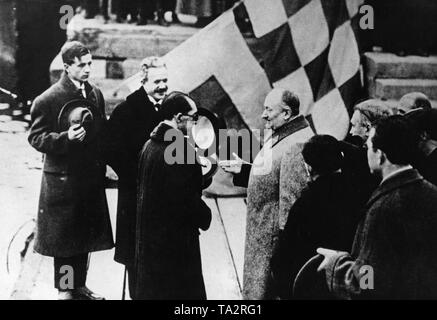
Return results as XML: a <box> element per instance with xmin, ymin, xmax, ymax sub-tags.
<box><xmin>41</xmin><ymin>172</ymin><xmax>75</xmax><ymax>208</ymax></box>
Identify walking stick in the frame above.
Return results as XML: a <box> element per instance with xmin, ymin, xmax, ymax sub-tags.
<box><xmin>0</xmin><ymin>86</ymin><xmax>18</xmax><ymax>99</ymax></box>
<box><xmin>121</xmin><ymin>266</ymin><xmax>127</xmax><ymax>300</ymax></box>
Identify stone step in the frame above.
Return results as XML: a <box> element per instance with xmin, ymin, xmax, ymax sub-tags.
<box><xmin>77</xmin><ymin>21</ymin><xmax>198</xmax><ymax>60</ymax></box>
<box><xmin>90</xmin><ymin>78</ymin><xmax>130</xmax><ymax>115</ymax></box>
<box><xmin>365</xmin><ymin>52</ymin><xmax>437</xmax><ymax>80</ymax></box>
<box><xmin>369</xmin><ymin>79</ymin><xmax>437</xmax><ymax>100</ymax></box>
<box><xmin>121</xmin><ymin>59</ymin><xmax>144</xmax><ymax>79</ymax></box>
<box><xmin>91</xmin><ymin>58</ymin><xmax>151</xmax><ymax>80</ymax></box>
<box><xmin>51</xmin><ymin>20</ymin><xmax>199</xmax><ymax>81</ymax></box>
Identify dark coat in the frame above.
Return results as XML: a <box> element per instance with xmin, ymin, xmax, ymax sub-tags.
<box><xmin>28</xmin><ymin>72</ymin><xmax>114</xmax><ymax>257</ymax></box>
<box><xmin>324</xmin><ymin>169</ymin><xmax>437</xmax><ymax>299</ymax></box>
<box><xmin>133</xmin><ymin>122</ymin><xmax>212</xmax><ymax>300</ymax></box>
<box><xmin>271</xmin><ymin>172</ymin><xmax>362</xmax><ymax>299</ymax></box>
<box><xmin>414</xmin><ymin>148</ymin><xmax>437</xmax><ymax>186</ymax></box>
<box><xmin>104</xmin><ymin>87</ymin><xmax>160</xmax><ymax>266</ymax></box>
<box><xmin>340</xmin><ymin>136</ymin><xmax>379</xmax><ymax>206</ymax></box>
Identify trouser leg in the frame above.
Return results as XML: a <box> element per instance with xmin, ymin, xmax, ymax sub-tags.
<box><xmin>54</xmin><ymin>253</ymin><xmax>89</xmax><ymax>291</ymax></box>
<box><xmin>163</xmin><ymin>0</ymin><xmax>176</xmax><ymax>12</ymax></box>
<box><xmin>126</xmin><ymin>264</ymin><xmax>136</xmax><ymax>299</ymax></box>
<box><xmin>138</xmin><ymin>0</ymin><xmax>156</xmax><ymax>20</ymax></box>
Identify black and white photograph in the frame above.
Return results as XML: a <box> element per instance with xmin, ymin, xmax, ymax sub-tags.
<box><xmin>1</xmin><ymin>0</ymin><xmax>437</xmax><ymax>305</ymax></box>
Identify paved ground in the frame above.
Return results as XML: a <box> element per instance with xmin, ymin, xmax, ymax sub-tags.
<box><xmin>0</xmin><ymin>117</ymin><xmax>246</xmax><ymax>300</ymax></box>
<box><xmin>0</xmin><ymin>119</ymin><xmax>40</xmax><ymax>299</ymax></box>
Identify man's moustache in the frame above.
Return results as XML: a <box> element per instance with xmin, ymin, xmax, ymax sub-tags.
<box><xmin>155</xmin><ymin>88</ymin><xmax>168</xmax><ymax>94</ymax></box>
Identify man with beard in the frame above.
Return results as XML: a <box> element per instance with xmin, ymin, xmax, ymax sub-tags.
<box><xmin>220</xmin><ymin>88</ymin><xmax>314</xmax><ymax>299</ymax></box>
<box><xmin>105</xmin><ymin>56</ymin><xmax>168</xmax><ymax>297</ymax></box>
<box><xmin>133</xmin><ymin>92</ymin><xmax>211</xmax><ymax>299</ymax></box>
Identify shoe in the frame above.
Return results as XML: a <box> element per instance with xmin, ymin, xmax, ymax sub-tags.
<box><xmin>172</xmin><ymin>12</ymin><xmax>180</xmax><ymax>24</ymax></box>
<box><xmin>127</xmin><ymin>14</ymin><xmax>138</xmax><ymax>24</ymax></box>
<box><xmin>194</xmin><ymin>17</ymin><xmax>213</xmax><ymax>28</ymax></box>
<box><xmin>396</xmin><ymin>50</ymin><xmax>407</xmax><ymax>57</ymax></box>
<box><xmin>115</xmin><ymin>15</ymin><xmax>126</xmax><ymax>23</ymax></box>
<box><xmin>137</xmin><ymin>18</ymin><xmax>148</xmax><ymax>26</ymax></box>
<box><xmin>157</xmin><ymin>17</ymin><xmax>170</xmax><ymax>26</ymax></box>
<box><xmin>73</xmin><ymin>287</ymin><xmax>105</xmax><ymax>300</ymax></box>
<box><xmin>58</xmin><ymin>290</ymin><xmax>75</xmax><ymax>300</ymax></box>
<box><xmin>416</xmin><ymin>48</ymin><xmax>429</xmax><ymax>57</ymax></box>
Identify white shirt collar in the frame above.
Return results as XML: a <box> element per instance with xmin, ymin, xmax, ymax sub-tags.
<box><xmin>70</xmin><ymin>78</ymin><xmax>85</xmax><ymax>90</ymax></box>
<box><xmin>381</xmin><ymin>165</ymin><xmax>413</xmax><ymax>184</ymax></box>
<box><xmin>148</xmin><ymin>95</ymin><xmax>163</xmax><ymax>111</ymax></box>
<box><xmin>148</xmin><ymin>95</ymin><xmax>164</xmax><ymax>105</ymax></box>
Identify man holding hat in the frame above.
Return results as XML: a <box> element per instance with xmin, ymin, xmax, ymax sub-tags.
<box><xmin>133</xmin><ymin>92</ymin><xmax>211</xmax><ymax>299</ymax></box>
<box><xmin>28</xmin><ymin>41</ymin><xmax>114</xmax><ymax>300</ymax></box>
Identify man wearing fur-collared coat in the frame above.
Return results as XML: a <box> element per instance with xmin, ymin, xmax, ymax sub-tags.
<box><xmin>221</xmin><ymin>88</ymin><xmax>314</xmax><ymax>300</ymax></box>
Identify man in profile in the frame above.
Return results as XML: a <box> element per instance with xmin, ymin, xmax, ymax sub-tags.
<box><xmin>317</xmin><ymin>116</ymin><xmax>437</xmax><ymax>299</ymax></box>
<box><xmin>221</xmin><ymin>88</ymin><xmax>314</xmax><ymax>299</ymax></box>
<box><xmin>133</xmin><ymin>92</ymin><xmax>211</xmax><ymax>299</ymax></box>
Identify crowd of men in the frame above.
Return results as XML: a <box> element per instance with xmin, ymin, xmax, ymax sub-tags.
<box><xmin>27</xmin><ymin>41</ymin><xmax>437</xmax><ymax>300</ymax></box>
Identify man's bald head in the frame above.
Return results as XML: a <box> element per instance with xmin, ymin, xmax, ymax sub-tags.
<box><xmin>398</xmin><ymin>92</ymin><xmax>432</xmax><ymax>114</ymax></box>
<box><xmin>264</xmin><ymin>88</ymin><xmax>300</xmax><ymax>116</ymax></box>
<box><xmin>262</xmin><ymin>88</ymin><xmax>300</xmax><ymax>130</ymax></box>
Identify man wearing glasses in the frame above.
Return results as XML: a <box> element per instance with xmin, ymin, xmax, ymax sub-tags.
<box><xmin>133</xmin><ymin>92</ymin><xmax>211</xmax><ymax>299</ymax></box>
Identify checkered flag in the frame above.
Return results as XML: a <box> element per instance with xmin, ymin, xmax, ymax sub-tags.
<box><xmin>125</xmin><ymin>0</ymin><xmax>365</xmax><ymax>139</ymax></box>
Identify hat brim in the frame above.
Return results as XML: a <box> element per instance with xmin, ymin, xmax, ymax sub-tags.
<box><xmin>58</xmin><ymin>98</ymin><xmax>99</xmax><ymax>133</ymax></box>
<box><xmin>191</xmin><ymin>108</ymin><xmax>226</xmax><ymax>181</ymax></box>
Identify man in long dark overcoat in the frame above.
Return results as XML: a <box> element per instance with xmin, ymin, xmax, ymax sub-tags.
<box><xmin>133</xmin><ymin>92</ymin><xmax>211</xmax><ymax>299</ymax></box>
<box><xmin>105</xmin><ymin>57</ymin><xmax>167</xmax><ymax>296</ymax></box>
<box><xmin>28</xmin><ymin>41</ymin><xmax>114</xmax><ymax>300</ymax></box>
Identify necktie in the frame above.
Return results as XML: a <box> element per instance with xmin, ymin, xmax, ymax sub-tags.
<box><xmin>79</xmin><ymin>83</ymin><xmax>86</xmax><ymax>99</ymax></box>
<box><xmin>154</xmin><ymin>102</ymin><xmax>160</xmax><ymax>112</ymax></box>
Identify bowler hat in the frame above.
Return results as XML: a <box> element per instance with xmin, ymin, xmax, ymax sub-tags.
<box><xmin>58</xmin><ymin>99</ymin><xmax>97</xmax><ymax>139</ymax></box>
